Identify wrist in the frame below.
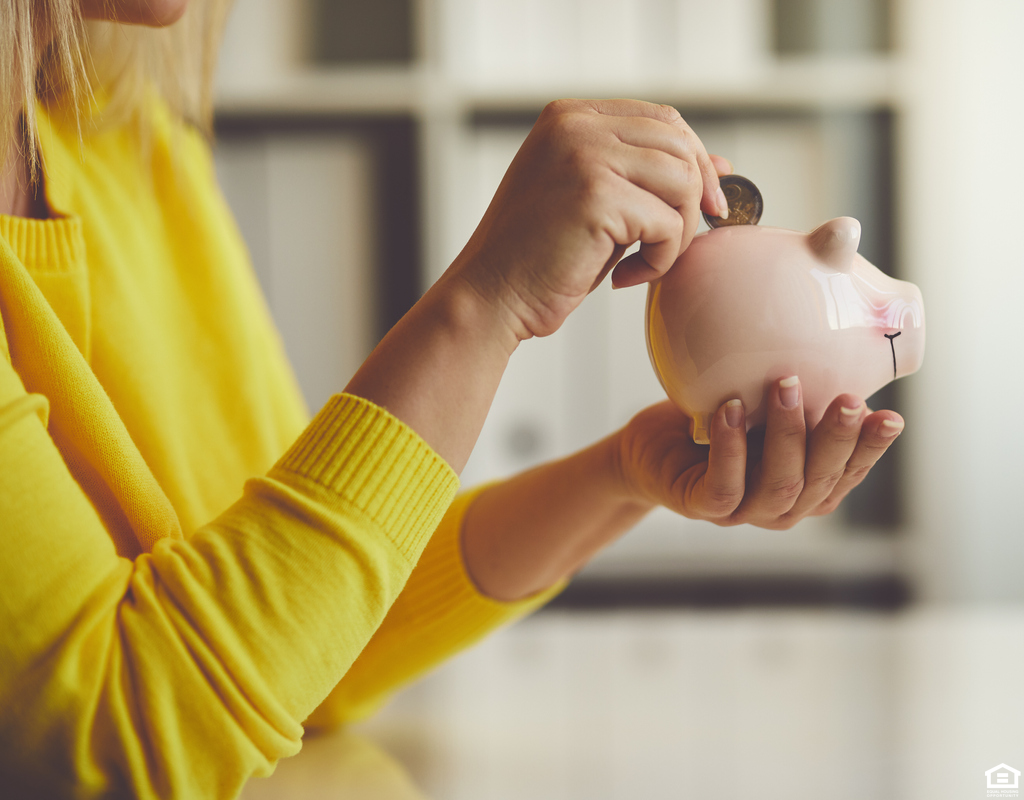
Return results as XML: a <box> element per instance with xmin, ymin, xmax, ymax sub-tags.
<box><xmin>447</xmin><ymin>244</ymin><xmax>548</xmax><ymax>345</ymax></box>
<box><xmin>428</xmin><ymin>264</ymin><xmax>522</xmax><ymax>360</ymax></box>
<box><xmin>342</xmin><ymin>257</ymin><xmax>524</xmax><ymax>473</ymax></box>
<box><xmin>462</xmin><ymin>435</ymin><xmax>656</xmax><ymax>603</ymax></box>
<box><xmin>601</xmin><ymin>429</ymin><xmax>658</xmax><ymax>514</ymax></box>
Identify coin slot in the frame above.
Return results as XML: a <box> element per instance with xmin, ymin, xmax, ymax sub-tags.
<box><xmin>884</xmin><ymin>331</ymin><xmax>901</xmax><ymax>380</ymax></box>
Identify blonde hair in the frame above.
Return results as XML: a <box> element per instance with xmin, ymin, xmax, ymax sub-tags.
<box><xmin>1</xmin><ymin>0</ymin><xmax>232</xmax><ymax>184</ymax></box>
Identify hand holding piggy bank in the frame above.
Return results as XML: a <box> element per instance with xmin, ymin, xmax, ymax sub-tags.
<box><xmin>646</xmin><ymin>217</ymin><xmax>925</xmax><ymax>444</ymax></box>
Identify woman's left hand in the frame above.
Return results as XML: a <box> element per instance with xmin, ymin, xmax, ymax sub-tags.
<box><xmin>614</xmin><ymin>376</ymin><xmax>905</xmax><ymax>529</ymax></box>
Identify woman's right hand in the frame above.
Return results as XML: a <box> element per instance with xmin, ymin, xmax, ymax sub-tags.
<box><xmin>345</xmin><ymin>99</ymin><xmax>726</xmax><ymax>473</ymax></box>
<box><xmin>451</xmin><ymin>98</ymin><xmax>730</xmax><ymax>341</ymax></box>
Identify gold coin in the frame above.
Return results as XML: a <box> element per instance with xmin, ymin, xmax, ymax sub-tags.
<box><xmin>703</xmin><ymin>174</ymin><xmax>763</xmax><ymax>229</ymax></box>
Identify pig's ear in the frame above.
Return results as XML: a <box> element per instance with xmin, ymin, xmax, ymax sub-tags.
<box><xmin>808</xmin><ymin>217</ymin><xmax>861</xmax><ymax>272</ymax></box>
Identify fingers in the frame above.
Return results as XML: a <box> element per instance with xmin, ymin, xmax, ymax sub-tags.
<box><xmin>615</xmin><ymin>109</ymin><xmax>721</xmax><ymax>220</ymax></box>
<box><xmin>662</xmin><ymin>113</ymin><xmax>723</xmax><ymax>221</ymax></box>
<box><xmin>703</xmin><ymin>387</ymin><xmax>902</xmax><ymax>527</ymax></box>
<box><xmin>610</xmin><ymin>144</ymin><xmax>701</xmax><ymax>211</ymax></box>
<box><xmin>603</xmin><ymin>133</ymin><xmax>705</xmax><ymax>288</ymax></box>
<box><xmin>734</xmin><ymin>376</ymin><xmax>807</xmax><ymax>522</ymax></box>
<box><xmin>606</xmin><ymin>113</ymin><xmax>701</xmax><ymax>162</ymax></box>
<box><xmin>815</xmin><ymin>410</ymin><xmax>904</xmax><ymax>513</ymax></box>
<box><xmin>710</xmin><ymin>154</ymin><xmax>733</xmax><ymax>177</ymax></box>
<box><xmin>675</xmin><ymin>399</ymin><xmax>748</xmax><ymax>520</ymax></box>
<box><xmin>531</xmin><ymin>99</ymin><xmax>725</xmax><ymax>293</ymax></box>
<box><xmin>589</xmin><ymin>243</ymin><xmax>628</xmax><ymax>293</ymax></box>
<box><xmin>601</xmin><ymin>178</ymin><xmax>686</xmax><ymax>282</ymax></box>
<box><xmin>609</xmin><ymin>147</ymin><xmax>736</xmax><ymax>289</ymax></box>
<box><xmin>610</xmin><ymin>251</ymin><xmax>669</xmax><ymax>289</ymax></box>
<box><xmin>605</xmin><ymin>132</ymin><xmax>703</xmax><ymax>263</ymax></box>
<box><xmin>603</xmin><ymin>155</ymin><xmax>698</xmax><ymax>287</ymax></box>
<box><xmin>653</xmin><ymin>386</ymin><xmax>902</xmax><ymax>529</ymax></box>
<box><xmin>593</xmin><ymin>101</ymin><xmax>724</xmax><ymax>224</ymax></box>
<box><xmin>783</xmin><ymin>394</ymin><xmax>865</xmax><ymax>519</ymax></box>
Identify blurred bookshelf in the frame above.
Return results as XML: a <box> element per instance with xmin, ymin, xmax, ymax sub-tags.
<box><xmin>213</xmin><ymin>0</ymin><xmax>910</xmax><ymax>597</ymax></box>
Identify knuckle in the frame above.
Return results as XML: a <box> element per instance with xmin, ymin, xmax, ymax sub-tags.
<box><xmin>708</xmin><ymin>493</ymin><xmax>741</xmax><ymax>518</ymax></box>
<box><xmin>677</xmin><ymin>133</ymin><xmax>698</xmax><ymax>162</ymax></box>
<box><xmin>862</xmin><ymin>439</ymin><xmax>892</xmax><ymax>459</ymax></box>
<box><xmin>541</xmin><ymin>98</ymin><xmax>576</xmax><ymax>120</ymax></box>
<box><xmin>578</xmin><ymin>171</ymin><xmax>614</xmax><ymax>216</ymax></box>
<box><xmin>805</xmin><ymin>468</ymin><xmax>845</xmax><ymax>495</ymax></box>
<box><xmin>843</xmin><ymin>464</ymin><xmax>872</xmax><ymax>484</ymax></box>
<box><xmin>768</xmin><ymin>415</ymin><xmax>807</xmax><ymax>444</ymax></box>
<box><xmin>827</xmin><ymin>423</ymin><xmax>862</xmax><ymax>445</ymax></box>
<box><xmin>762</xmin><ymin>474</ymin><xmax>805</xmax><ymax>504</ymax></box>
<box><xmin>816</xmin><ymin>498</ymin><xmax>842</xmax><ymax>516</ymax></box>
<box><xmin>647</xmin><ymin>147</ymin><xmax>678</xmax><ymax>174</ymax></box>
<box><xmin>769</xmin><ymin>515</ymin><xmax>799</xmax><ymax>531</ymax></box>
<box><xmin>703</xmin><ymin>485</ymin><xmax>743</xmax><ymax>516</ymax></box>
<box><xmin>835</xmin><ymin>432</ymin><xmax>862</xmax><ymax>450</ymax></box>
<box><xmin>723</xmin><ymin>510</ymin><xmax>748</xmax><ymax>527</ymax></box>
<box><xmin>546</xmin><ymin>110</ymin><xmax>598</xmax><ymax>154</ymax></box>
<box><xmin>654</xmin><ymin>102</ymin><xmax>683</xmax><ymax>124</ymax></box>
<box><xmin>676</xmin><ymin>156</ymin><xmax>699</xmax><ymax>183</ymax></box>
<box><xmin>716</xmin><ymin>514</ymin><xmax>745</xmax><ymax>528</ymax></box>
<box><xmin>716</xmin><ymin>443</ymin><xmax>747</xmax><ymax>465</ymax></box>
<box><xmin>665</xmin><ymin>210</ymin><xmax>685</xmax><ymax>237</ymax></box>
<box><xmin>781</xmin><ymin>420</ymin><xmax>807</xmax><ymax>440</ymax></box>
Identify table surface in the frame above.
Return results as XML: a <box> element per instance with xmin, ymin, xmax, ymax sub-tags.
<box><xmin>240</xmin><ymin>607</ymin><xmax>1024</xmax><ymax>800</ymax></box>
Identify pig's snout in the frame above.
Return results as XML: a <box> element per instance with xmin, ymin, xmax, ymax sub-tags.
<box><xmin>885</xmin><ymin>285</ymin><xmax>925</xmax><ymax>379</ymax></box>
<box><xmin>862</xmin><ymin>276</ymin><xmax>925</xmax><ymax>380</ymax></box>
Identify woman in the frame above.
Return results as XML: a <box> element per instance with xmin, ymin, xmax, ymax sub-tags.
<box><xmin>0</xmin><ymin>0</ymin><xmax>905</xmax><ymax>796</ymax></box>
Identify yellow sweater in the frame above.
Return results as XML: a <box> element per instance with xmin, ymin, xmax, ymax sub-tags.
<box><xmin>0</xmin><ymin>98</ymin><xmax>555</xmax><ymax>799</ymax></box>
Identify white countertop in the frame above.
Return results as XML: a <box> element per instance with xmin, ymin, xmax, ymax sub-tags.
<box><xmin>241</xmin><ymin>607</ymin><xmax>1024</xmax><ymax>800</ymax></box>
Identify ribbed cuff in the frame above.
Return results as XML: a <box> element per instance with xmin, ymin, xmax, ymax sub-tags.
<box><xmin>271</xmin><ymin>393</ymin><xmax>459</xmax><ymax>562</ymax></box>
<box><xmin>303</xmin><ymin>483</ymin><xmax>565</xmax><ymax>730</ymax></box>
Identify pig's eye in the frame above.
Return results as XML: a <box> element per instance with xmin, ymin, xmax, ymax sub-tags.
<box><xmin>884</xmin><ymin>332</ymin><xmax>901</xmax><ymax>380</ymax></box>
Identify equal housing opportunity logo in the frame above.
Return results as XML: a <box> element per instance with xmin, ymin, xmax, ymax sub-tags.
<box><xmin>987</xmin><ymin>764</ymin><xmax>1021</xmax><ymax>797</ymax></box>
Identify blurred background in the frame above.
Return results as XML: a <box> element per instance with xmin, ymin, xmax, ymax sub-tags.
<box><xmin>213</xmin><ymin>0</ymin><xmax>1024</xmax><ymax>797</ymax></box>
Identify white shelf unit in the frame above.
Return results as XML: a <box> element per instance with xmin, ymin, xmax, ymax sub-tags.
<box><xmin>213</xmin><ymin>0</ymin><xmax>910</xmax><ymax>584</ymax></box>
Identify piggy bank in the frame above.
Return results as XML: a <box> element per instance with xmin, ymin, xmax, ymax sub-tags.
<box><xmin>645</xmin><ymin>217</ymin><xmax>925</xmax><ymax>444</ymax></box>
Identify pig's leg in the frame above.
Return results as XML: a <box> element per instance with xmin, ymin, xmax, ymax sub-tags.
<box><xmin>691</xmin><ymin>412</ymin><xmax>713</xmax><ymax>445</ymax></box>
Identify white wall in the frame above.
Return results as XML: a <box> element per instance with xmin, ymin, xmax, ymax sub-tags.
<box><xmin>899</xmin><ymin>0</ymin><xmax>1024</xmax><ymax>602</ymax></box>
<box><xmin>215</xmin><ymin>134</ymin><xmax>377</xmax><ymax>413</ymax></box>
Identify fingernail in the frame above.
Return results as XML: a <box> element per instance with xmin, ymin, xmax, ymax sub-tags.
<box><xmin>716</xmin><ymin>187</ymin><xmax>729</xmax><ymax>219</ymax></box>
<box><xmin>880</xmin><ymin>419</ymin><xmax>905</xmax><ymax>437</ymax></box>
<box><xmin>725</xmin><ymin>398</ymin><xmax>743</xmax><ymax>429</ymax></box>
<box><xmin>839</xmin><ymin>403</ymin><xmax>863</xmax><ymax>426</ymax></box>
<box><xmin>779</xmin><ymin>376</ymin><xmax>800</xmax><ymax>409</ymax></box>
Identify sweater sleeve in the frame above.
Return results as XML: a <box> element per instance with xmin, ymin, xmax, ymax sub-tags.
<box><xmin>304</xmin><ymin>484</ymin><xmax>566</xmax><ymax>731</ymax></box>
<box><xmin>0</xmin><ymin>374</ymin><xmax>458</xmax><ymax>799</ymax></box>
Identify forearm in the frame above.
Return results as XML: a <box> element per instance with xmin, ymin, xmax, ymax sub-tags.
<box><xmin>0</xmin><ymin>389</ymin><xmax>458</xmax><ymax>798</ymax></box>
<box><xmin>461</xmin><ymin>433</ymin><xmax>655</xmax><ymax>602</ymax></box>
<box><xmin>344</xmin><ymin>265</ymin><xmax>520</xmax><ymax>475</ymax></box>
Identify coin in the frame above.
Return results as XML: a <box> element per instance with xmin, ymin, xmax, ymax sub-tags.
<box><xmin>703</xmin><ymin>174</ymin><xmax>763</xmax><ymax>229</ymax></box>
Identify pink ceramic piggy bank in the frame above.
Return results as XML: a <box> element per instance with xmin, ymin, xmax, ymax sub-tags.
<box><xmin>645</xmin><ymin>217</ymin><xmax>925</xmax><ymax>444</ymax></box>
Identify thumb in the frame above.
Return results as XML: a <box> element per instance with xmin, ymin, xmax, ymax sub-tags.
<box><xmin>590</xmin><ymin>243</ymin><xmax>628</xmax><ymax>293</ymax></box>
<box><xmin>611</xmin><ymin>251</ymin><xmax>672</xmax><ymax>289</ymax></box>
